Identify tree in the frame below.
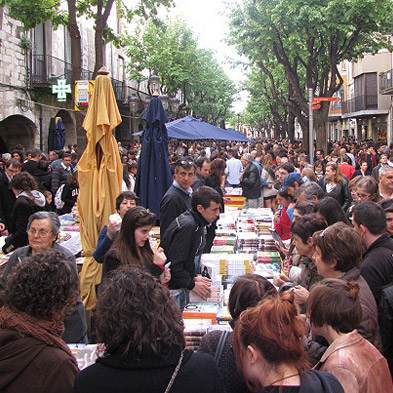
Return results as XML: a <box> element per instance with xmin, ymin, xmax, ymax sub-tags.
<box><xmin>126</xmin><ymin>19</ymin><xmax>236</xmax><ymax>123</ymax></box>
<box><xmin>230</xmin><ymin>0</ymin><xmax>393</xmax><ymax>151</ymax></box>
<box><xmin>2</xmin><ymin>0</ymin><xmax>174</xmax><ymax>79</ymax></box>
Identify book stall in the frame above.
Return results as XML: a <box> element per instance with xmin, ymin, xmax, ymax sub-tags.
<box><xmin>183</xmin><ymin>206</ymin><xmax>282</xmax><ymax>349</ymax></box>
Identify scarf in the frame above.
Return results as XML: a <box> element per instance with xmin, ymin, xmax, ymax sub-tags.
<box><xmin>0</xmin><ymin>306</ymin><xmax>78</xmax><ymax>368</ymax></box>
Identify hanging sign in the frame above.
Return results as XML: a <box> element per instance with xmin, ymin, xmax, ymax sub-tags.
<box><xmin>74</xmin><ymin>80</ymin><xmax>95</xmax><ymax>111</ymax></box>
<box><xmin>52</xmin><ymin>79</ymin><xmax>72</xmax><ymax>102</ymax></box>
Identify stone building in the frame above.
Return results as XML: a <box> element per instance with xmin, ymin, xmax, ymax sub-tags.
<box><xmin>0</xmin><ymin>5</ymin><xmax>149</xmax><ymax>154</ymax></box>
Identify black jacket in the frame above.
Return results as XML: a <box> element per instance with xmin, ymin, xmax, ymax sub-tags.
<box><xmin>160</xmin><ymin>184</ymin><xmax>192</xmax><ymax>238</ymax></box>
<box><xmin>74</xmin><ymin>348</ymin><xmax>224</xmax><ymax>393</ymax></box>
<box><xmin>2</xmin><ymin>193</ymin><xmax>46</xmax><ymax>254</ymax></box>
<box><xmin>51</xmin><ymin>165</ymin><xmax>71</xmax><ymax>195</ymax></box>
<box><xmin>266</xmin><ymin>370</ymin><xmax>344</xmax><ymax>393</ymax></box>
<box><xmin>361</xmin><ymin>233</ymin><xmax>393</xmax><ymax>305</ymax></box>
<box><xmin>161</xmin><ymin>209</ymin><xmax>208</xmax><ymax>290</ymax></box>
<box><xmin>22</xmin><ymin>160</ymin><xmax>51</xmax><ymax>191</ymax></box>
<box><xmin>318</xmin><ymin>178</ymin><xmax>352</xmax><ymax>211</ymax></box>
<box><xmin>0</xmin><ymin>172</ymin><xmax>15</xmax><ymax>229</ymax></box>
<box><xmin>192</xmin><ymin>174</ymin><xmax>206</xmax><ymax>192</ymax></box>
<box><xmin>240</xmin><ymin>162</ymin><xmax>261</xmax><ymax>199</ymax></box>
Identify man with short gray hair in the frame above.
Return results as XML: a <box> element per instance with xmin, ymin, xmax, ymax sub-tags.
<box><xmin>240</xmin><ymin>153</ymin><xmax>261</xmax><ymax>208</ymax></box>
<box><xmin>296</xmin><ymin>182</ymin><xmax>326</xmax><ymax>205</ymax></box>
<box><xmin>379</xmin><ymin>166</ymin><xmax>393</xmax><ymax>199</ymax></box>
<box><xmin>1</xmin><ymin>210</ymin><xmax>87</xmax><ymax>343</ymax></box>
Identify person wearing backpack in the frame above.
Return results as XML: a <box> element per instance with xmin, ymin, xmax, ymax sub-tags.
<box><xmin>56</xmin><ymin>172</ymin><xmax>79</xmax><ymax>215</ymax></box>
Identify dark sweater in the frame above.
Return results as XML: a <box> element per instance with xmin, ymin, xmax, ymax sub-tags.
<box><xmin>74</xmin><ymin>349</ymin><xmax>224</xmax><ymax>393</ymax></box>
<box><xmin>102</xmin><ymin>249</ymin><xmax>163</xmax><ymax>282</ymax></box>
<box><xmin>361</xmin><ymin>233</ymin><xmax>393</xmax><ymax>305</ymax></box>
<box><xmin>199</xmin><ymin>330</ymin><xmax>249</xmax><ymax>393</ymax></box>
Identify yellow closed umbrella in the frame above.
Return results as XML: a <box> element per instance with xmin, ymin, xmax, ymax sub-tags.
<box><xmin>77</xmin><ymin>70</ymin><xmax>122</xmax><ymax>311</ymax></box>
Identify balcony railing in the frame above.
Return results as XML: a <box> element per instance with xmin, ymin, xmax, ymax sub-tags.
<box><xmin>342</xmin><ymin>94</ymin><xmax>378</xmax><ymax>114</ymax></box>
<box><xmin>31</xmin><ymin>54</ymin><xmax>93</xmax><ymax>86</ymax></box>
<box><xmin>30</xmin><ymin>54</ymin><xmax>148</xmax><ymax>104</ymax></box>
<box><xmin>380</xmin><ymin>69</ymin><xmax>393</xmax><ymax>94</ymax></box>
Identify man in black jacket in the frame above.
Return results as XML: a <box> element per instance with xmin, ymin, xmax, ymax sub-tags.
<box><xmin>22</xmin><ymin>148</ymin><xmax>51</xmax><ymax>190</ymax></box>
<box><xmin>240</xmin><ymin>153</ymin><xmax>261</xmax><ymax>208</ymax></box>
<box><xmin>160</xmin><ymin>159</ymin><xmax>195</xmax><ymax>238</ymax></box>
<box><xmin>51</xmin><ymin>152</ymin><xmax>72</xmax><ymax>196</ymax></box>
<box><xmin>353</xmin><ymin>201</ymin><xmax>393</xmax><ymax>305</ymax></box>
<box><xmin>161</xmin><ymin>186</ymin><xmax>221</xmax><ymax>309</ymax></box>
<box><xmin>0</xmin><ymin>159</ymin><xmax>21</xmax><ymax>230</ymax></box>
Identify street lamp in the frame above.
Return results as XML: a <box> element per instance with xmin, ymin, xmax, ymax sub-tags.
<box><xmin>128</xmin><ymin>94</ymin><xmax>140</xmax><ymax>144</ymax></box>
<box><xmin>169</xmin><ymin>96</ymin><xmax>180</xmax><ymax>117</ymax></box>
<box><xmin>149</xmin><ymin>74</ymin><xmax>160</xmax><ymax>96</ymax></box>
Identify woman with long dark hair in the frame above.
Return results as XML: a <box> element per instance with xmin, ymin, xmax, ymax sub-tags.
<box><xmin>103</xmin><ymin>206</ymin><xmax>169</xmax><ymax>284</ymax></box>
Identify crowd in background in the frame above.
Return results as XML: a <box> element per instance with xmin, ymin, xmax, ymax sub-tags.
<box><xmin>0</xmin><ymin>136</ymin><xmax>392</xmax><ymax>392</ymax></box>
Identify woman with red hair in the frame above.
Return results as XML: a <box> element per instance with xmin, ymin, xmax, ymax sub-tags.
<box><xmin>233</xmin><ymin>292</ymin><xmax>344</xmax><ymax>392</ymax></box>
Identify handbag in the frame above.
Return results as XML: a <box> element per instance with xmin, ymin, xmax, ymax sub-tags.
<box><xmin>164</xmin><ymin>350</ymin><xmax>184</xmax><ymax>393</ymax></box>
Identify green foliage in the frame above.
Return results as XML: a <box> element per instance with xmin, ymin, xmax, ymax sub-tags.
<box><xmin>125</xmin><ymin>19</ymin><xmax>236</xmax><ymax>123</ymax></box>
<box><xmin>1</xmin><ymin>0</ymin><xmax>58</xmax><ymax>29</ymax></box>
<box><xmin>230</xmin><ymin>0</ymin><xmax>393</xmax><ymax>145</ymax></box>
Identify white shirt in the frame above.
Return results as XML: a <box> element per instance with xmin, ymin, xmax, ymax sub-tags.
<box><xmin>226</xmin><ymin>157</ymin><xmax>243</xmax><ymax>185</ymax></box>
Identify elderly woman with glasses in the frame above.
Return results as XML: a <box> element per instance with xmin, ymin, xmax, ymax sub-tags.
<box><xmin>0</xmin><ymin>211</ymin><xmax>87</xmax><ymax>344</ymax></box>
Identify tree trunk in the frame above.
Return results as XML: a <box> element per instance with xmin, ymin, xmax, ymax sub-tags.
<box><xmin>93</xmin><ymin>0</ymin><xmax>115</xmax><ymax>77</ymax></box>
<box><xmin>67</xmin><ymin>0</ymin><xmax>81</xmax><ymax>95</ymax></box>
<box><xmin>287</xmin><ymin>111</ymin><xmax>295</xmax><ymax>142</ymax></box>
<box><xmin>314</xmin><ymin>104</ymin><xmax>330</xmax><ymax>154</ymax></box>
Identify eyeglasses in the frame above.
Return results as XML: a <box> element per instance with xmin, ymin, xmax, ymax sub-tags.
<box><xmin>177</xmin><ymin>160</ymin><xmax>195</xmax><ymax>167</ymax></box>
<box><xmin>28</xmin><ymin>228</ymin><xmax>51</xmax><ymax>237</ymax></box>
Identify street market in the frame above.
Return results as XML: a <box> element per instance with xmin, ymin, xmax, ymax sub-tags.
<box><xmin>0</xmin><ymin>0</ymin><xmax>392</xmax><ymax>392</ymax></box>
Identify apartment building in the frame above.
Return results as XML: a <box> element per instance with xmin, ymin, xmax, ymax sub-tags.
<box><xmin>0</xmin><ymin>6</ymin><xmax>149</xmax><ymax>153</ymax></box>
<box><xmin>328</xmin><ymin>51</ymin><xmax>393</xmax><ymax>144</ymax></box>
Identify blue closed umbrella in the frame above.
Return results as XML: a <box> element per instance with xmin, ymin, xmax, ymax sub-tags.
<box><xmin>135</xmin><ymin>97</ymin><xmax>173</xmax><ymax>218</ymax></box>
<box><xmin>53</xmin><ymin>118</ymin><xmax>66</xmax><ymax>150</ymax></box>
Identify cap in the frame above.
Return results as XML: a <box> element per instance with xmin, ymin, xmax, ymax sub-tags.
<box><xmin>280</xmin><ymin>172</ymin><xmax>302</xmax><ymax>193</ymax></box>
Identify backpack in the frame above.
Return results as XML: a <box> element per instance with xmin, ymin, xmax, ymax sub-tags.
<box><xmin>54</xmin><ymin>184</ymin><xmax>65</xmax><ymax>209</ymax></box>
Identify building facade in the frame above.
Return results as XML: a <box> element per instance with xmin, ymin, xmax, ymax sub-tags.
<box><xmin>328</xmin><ymin>50</ymin><xmax>393</xmax><ymax>144</ymax></box>
<box><xmin>0</xmin><ymin>6</ymin><xmax>149</xmax><ymax>154</ymax></box>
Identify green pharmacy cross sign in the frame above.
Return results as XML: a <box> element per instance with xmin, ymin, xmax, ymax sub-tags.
<box><xmin>52</xmin><ymin>79</ymin><xmax>71</xmax><ymax>102</ymax></box>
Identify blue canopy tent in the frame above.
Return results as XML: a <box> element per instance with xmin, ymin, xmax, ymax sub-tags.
<box><xmin>135</xmin><ymin>97</ymin><xmax>173</xmax><ymax>218</ymax></box>
<box><xmin>132</xmin><ymin>116</ymin><xmax>249</xmax><ymax>142</ymax></box>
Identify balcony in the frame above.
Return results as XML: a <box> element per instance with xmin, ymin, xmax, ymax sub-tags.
<box><xmin>380</xmin><ymin>69</ymin><xmax>393</xmax><ymax>95</ymax></box>
<box><xmin>342</xmin><ymin>94</ymin><xmax>378</xmax><ymax>115</ymax></box>
<box><xmin>31</xmin><ymin>54</ymin><xmax>93</xmax><ymax>87</ymax></box>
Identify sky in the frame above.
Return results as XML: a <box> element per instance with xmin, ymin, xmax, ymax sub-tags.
<box><xmin>168</xmin><ymin>0</ymin><xmax>249</xmax><ymax>113</ymax></box>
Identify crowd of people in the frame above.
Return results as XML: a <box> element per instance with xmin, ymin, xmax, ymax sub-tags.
<box><xmin>0</xmin><ymin>137</ymin><xmax>392</xmax><ymax>392</ymax></box>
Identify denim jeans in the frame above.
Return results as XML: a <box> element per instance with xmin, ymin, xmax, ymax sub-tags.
<box><xmin>171</xmin><ymin>289</ymin><xmax>189</xmax><ymax>311</ymax></box>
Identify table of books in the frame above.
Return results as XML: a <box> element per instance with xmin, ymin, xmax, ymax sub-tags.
<box><xmin>183</xmin><ymin>207</ymin><xmax>282</xmax><ymax>349</ymax></box>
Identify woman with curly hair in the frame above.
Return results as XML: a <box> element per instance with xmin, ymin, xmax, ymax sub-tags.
<box><xmin>103</xmin><ymin>206</ymin><xmax>170</xmax><ymax>285</ymax></box>
<box><xmin>0</xmin><ymin>249</ymin><xmax>79</xmax><ymax>393</ymax></box>
<box><xmin>74</xmin><ymin>268</ymin><xmax>224</xmax><ymax>393</ymax></box>
<box><xmin>2</xmin><ymin>172</ymin><xmax>46</xmax><ymax>254</ymax></box>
